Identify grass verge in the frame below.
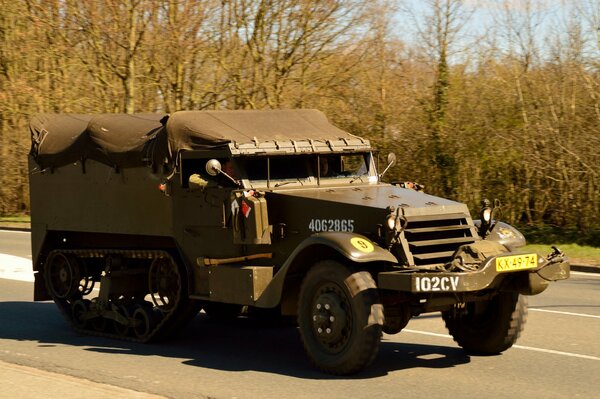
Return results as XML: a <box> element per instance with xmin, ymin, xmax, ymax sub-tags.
<box><xmin>0</xmin><ymin>214</ymin><xmax>31</xmax><ymax>229</ymax></box>
<box><xmin>0</xmin><ymin>214</ymin><xmax>30</xmax><ymax>223</ymax></box>
<box><xmin>523</xmin><ymin>243</ymin><xmax>600</xmax><ymax>266</ymax></box>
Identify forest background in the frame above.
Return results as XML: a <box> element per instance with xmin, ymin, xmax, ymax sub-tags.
<box><xmin>0</xmin><ymin>0</ymin><xmax>598</xmax><ymax>245</ymax></box>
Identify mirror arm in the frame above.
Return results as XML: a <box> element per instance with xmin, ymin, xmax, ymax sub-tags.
<box><xmin>219</xmin><ymin>171</ymin><xmax>242</xmax><ymax>187</ymax></box>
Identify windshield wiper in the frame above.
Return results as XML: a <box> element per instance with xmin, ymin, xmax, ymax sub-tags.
<box><xmin>274</xmin><ymin>178</ymin><xmax>304</xmax><ymax>188</ymax></box>
<box><xmin>349</xmin><ymin>175</ymin><xmax>366</xmax><ymax>184</ymax></box>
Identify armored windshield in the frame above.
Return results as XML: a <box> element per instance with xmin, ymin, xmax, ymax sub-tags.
<box><xmin>235</xmin><ymin>152</ymin><xmax>375</xmax><ymax>188</ymax></box>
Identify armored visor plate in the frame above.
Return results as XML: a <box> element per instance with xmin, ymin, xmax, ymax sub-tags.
<box><xmin>495</xmin><ymin>253</ymin><xmax>538</xmax><ymax>272</ymax></box>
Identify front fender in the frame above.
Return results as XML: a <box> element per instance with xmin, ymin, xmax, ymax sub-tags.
<box><xmin>301</xmin><ymin>232</ymin><xmax>398</xmax><ymax>264</ymax></box>
<box><xmin>254</xmin><ymin>232</ymin><xmax>397</xmax><ymax>308</ymax></box>
<box><xmin>474</xmin><ymin>220</ymin><xmax>526</xmax><ymax>249</ymax></box>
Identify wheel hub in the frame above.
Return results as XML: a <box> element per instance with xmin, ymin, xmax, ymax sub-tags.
<box><xmin>59</xmin><ymin>268</ymin><xmax>69</xmax><ymax>283</ymax></box>
<box><xmin>312</xmin><ymin>291</ymin><xmax>349</xmax><ymax>347</ymax></box>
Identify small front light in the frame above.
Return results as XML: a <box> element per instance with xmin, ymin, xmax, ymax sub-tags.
<box><xmin>482</xmin><ymin>207</ymin><xmax>492</xmax><ymax>223</ymax></box>
<box><xmin>386</xmin><ymin>215</ymin><xmax>396</xmax><ymax>230</ymax></box>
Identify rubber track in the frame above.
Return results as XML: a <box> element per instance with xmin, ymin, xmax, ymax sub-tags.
<box><xmin>48</xmin><ymin>249</ymin><xmax>186</xmax><ymax>344</ymax></box>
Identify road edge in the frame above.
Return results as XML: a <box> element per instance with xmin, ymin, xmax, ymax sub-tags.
<box><xmin>0</xmin><ymin>225</ymin><xmax>31</xmax><ymax>232</ymax></box>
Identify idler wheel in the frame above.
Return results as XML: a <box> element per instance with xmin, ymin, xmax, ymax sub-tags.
<box><xmin>45</xmin><ymin>252</ymin><xmax>81</xmax><ymax>300</ymax></box>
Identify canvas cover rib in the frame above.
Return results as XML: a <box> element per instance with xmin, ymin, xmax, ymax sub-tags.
<box><xmin>30</xmin><ymin>109</ymin><xmax>364</xmax><ymax>168</ymax></box>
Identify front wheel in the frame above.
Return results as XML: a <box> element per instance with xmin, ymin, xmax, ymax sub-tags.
<box><xmin>298</xmin><ymin>260</ymin><xmax>383</xmax><ymax>375</ymax></box>
<box><xmin>442</xmin><ymin>291</ymin><xmax>527</xmax><ymax>354</ymax></box>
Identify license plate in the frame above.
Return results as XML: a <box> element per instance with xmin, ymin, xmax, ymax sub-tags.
<box><xmin>496</xmin><ymin>253</ymin><xmax>538</xmax><ymax>272</ymax></box>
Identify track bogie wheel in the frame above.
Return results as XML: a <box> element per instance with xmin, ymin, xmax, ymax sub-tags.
<box><xmin>113</xmin><ymin>304</ymin><xmax>134</xmax><ymax>337</ymax></box>
<box><xmin>91</xmin><ymin>315</ymin><xmax>108</xmax><ymax>332</ymax></box>
<box><xmin>132</xmin><ymin>304</ymin><xmax>160</xmax><ymax>340</ymax></box>
<box><xmin>71</xmin><ymin>299</ymin><xmax>91</xmax><ymax>329</ymax></box>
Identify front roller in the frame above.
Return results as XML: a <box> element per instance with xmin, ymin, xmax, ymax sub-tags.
<box><xmin>298</xmin><ymin>260</ymin><xmax>384</xmax><ymax>375</ymax></box>
<box><xmin>442</xmin><ymin>291</ymin><xmax>527</xmax><ymax>354</ymax></box>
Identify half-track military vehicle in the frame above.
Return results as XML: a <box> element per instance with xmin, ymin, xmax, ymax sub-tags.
<box><xmin>29</xmin><ymin>109</ymin><xmax>570</xmax><ymax>374</ymax></box>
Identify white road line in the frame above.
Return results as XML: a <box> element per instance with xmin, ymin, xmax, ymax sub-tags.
<box><xmin>530</xmin><ymin>308</ymin><xmax>600</xmax><ymax>319</ymax></box>
<box><xmin>403</xmin><ymin>329</ymin><xmax>452</xmax><ymax>339</ymax></box>
<box><xmin>570</xmin><ymin>271</ymin><xmax>600</xmax><ymax>278</ymax></box>
<box><xmin>0</xmin><ymin>254</ymin><xmax>34</xmax><ymax>282</ymax></box>
<box><xmin>512</xmin><ymin>345</ymin><xmax>600</xmax><ymax>361</ymax></box>
<box><xmin>0</xmin><ymin>229</ymin><xmax>30</xmax><ymax>234</ymax></box>
<box><xmin>402</xmin><ymin>329</ymin><xmax>600</xmax><ymax>361</ymax></box>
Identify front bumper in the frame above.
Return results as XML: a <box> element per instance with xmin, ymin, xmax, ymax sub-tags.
<box><xmin>377</xmin><ymin>252</ymin><xmax>570</xmax><ymax>295</ymax></box>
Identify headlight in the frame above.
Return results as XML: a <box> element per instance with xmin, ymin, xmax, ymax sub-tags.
<box><xmin>385</xmin><ymin>206</ymin><xmax>406</xmax><ymax>234</ymax></box>
<box><xmin>386</xmin><ymin>214</ymin><xmax>396</xmax><ymax>230</ymax></box>
<box><xmin>482</xmin><ymin>207</ymin><xmax>492</xmax><ymax>223</ymax></box>
<box><xmin>480</xmin><ymin>198</ymin><xmax>493</xmax><ymax>224</ymax></box>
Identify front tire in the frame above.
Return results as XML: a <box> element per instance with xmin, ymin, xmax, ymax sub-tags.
<box><xmin>442</xmin><ymin>291</ymin><xmax>527</xmax><ymax>354</ymax></box>
<box><xmin>298</xmin><ymin>260</ymin><xmax>382</xmax><ymax>375</ymax></box>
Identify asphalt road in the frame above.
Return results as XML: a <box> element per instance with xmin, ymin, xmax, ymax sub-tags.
<box><xmin>1</xmin><ymin>230</ymin><xmax>599</xmax><ymax>398</ymax></box>
<box><xmin>0</xmin><ymin>230</ymin><xmax>32</xmax><ymax>259</ymax></box>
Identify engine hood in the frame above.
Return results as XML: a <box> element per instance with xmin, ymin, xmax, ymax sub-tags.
<box><xmin>268</xmin><ymin>183</ymin><xmax>471</xmax><ymax>217</ymax></box>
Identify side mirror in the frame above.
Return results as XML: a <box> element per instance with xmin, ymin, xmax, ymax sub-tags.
<box><xmin>379</xmin><ymin>152</ymin><xmax>397</xmax><ymax>178</ymax></box>
<box><xmin>387</xmin><ymin>152</ymin><xmax>397</xmax><ymax>167</ymax></box>
<box><xmin>205</xmin><ymin>159</ymin><xmax>222</xmax><ymax>176</ymax></box>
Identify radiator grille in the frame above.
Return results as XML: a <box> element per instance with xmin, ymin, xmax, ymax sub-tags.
<box><xmin>402</xmin><ymin>214</ymin><xmax>477</xmax><ymax>268</ymax></box>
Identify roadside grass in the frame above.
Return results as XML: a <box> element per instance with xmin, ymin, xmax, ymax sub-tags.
<box><xmin>0</xmin><ymin>214</ymin><xmax>30</xmax><ymax>223</ymax></box>
<box><xmin>0</xmin><ymin>214</ymin><xmax>31</xmax><ymax>229</ymax></box>
<box><xmin>523</xmin><ymin>243</ymin><xmax>600</xmax><ymax>266</ymax></box>
<box><xmin>0</xmin><ymin>214</ymin><xmax>31</xmax><ymax>223</ymax></box>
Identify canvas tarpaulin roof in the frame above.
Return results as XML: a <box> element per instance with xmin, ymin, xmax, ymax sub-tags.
<box><xmin>165</xmin><ymin>109</ymin><xmax>355</xmax><ymax>151</ymax></box>
<box><xmin>30</xmin><ymin>109</ymin><xmax>364</xmax><ymax>168</ymax></box>
<box><xmin>30</xmin><ymin>113</ymin><xmax>166</xmax><ymax>168</ymax></box>
<box><xmin>30</xmin><ymin>114</ymin><xmax>93</xmax><ymax>167</ymax></box>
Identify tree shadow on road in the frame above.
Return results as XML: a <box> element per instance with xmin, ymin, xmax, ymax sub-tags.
<box><xmin>0</xmin><ymin>301</ymin><xmax>470</xmax><ymax>379</ymax></box>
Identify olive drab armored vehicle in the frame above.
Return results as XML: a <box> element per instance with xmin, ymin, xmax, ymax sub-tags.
<box><xmin>29</xmin><ymin>109</ymin><xmax>570</xmax><ymax>374</ymax></box>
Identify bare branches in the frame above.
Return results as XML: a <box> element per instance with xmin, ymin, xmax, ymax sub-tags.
<box><xmin>0</xmin><ymin>0</ymin><xmax>598</xmax><ymax>239</ymax></box>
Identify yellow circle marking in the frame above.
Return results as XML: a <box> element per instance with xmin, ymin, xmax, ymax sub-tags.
<box><xmin>350</xmin><ymin>237</ymin><xmax>374</xmax><ymax>253</ymax></box>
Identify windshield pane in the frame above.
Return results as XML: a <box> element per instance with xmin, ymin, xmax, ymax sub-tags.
<box><xmin>236</xmin><ymin>153</ymin><xmax>371</xmax><ymax>184</ymax></box>
<box><xmin>270</xmin><ymin>156</ymin><xmax>313</xmax><ymax>179</ymax></box>
<box><xmin>319</xmin><ymin>154</ymin><xmax>368</xmax><ymax>178</ymax></box>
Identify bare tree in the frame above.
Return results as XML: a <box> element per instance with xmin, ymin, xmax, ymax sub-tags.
<box><xmin>407</xmin><ymin>0</ymin><xmax>472</xmax><ymax>197</ymax></box>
